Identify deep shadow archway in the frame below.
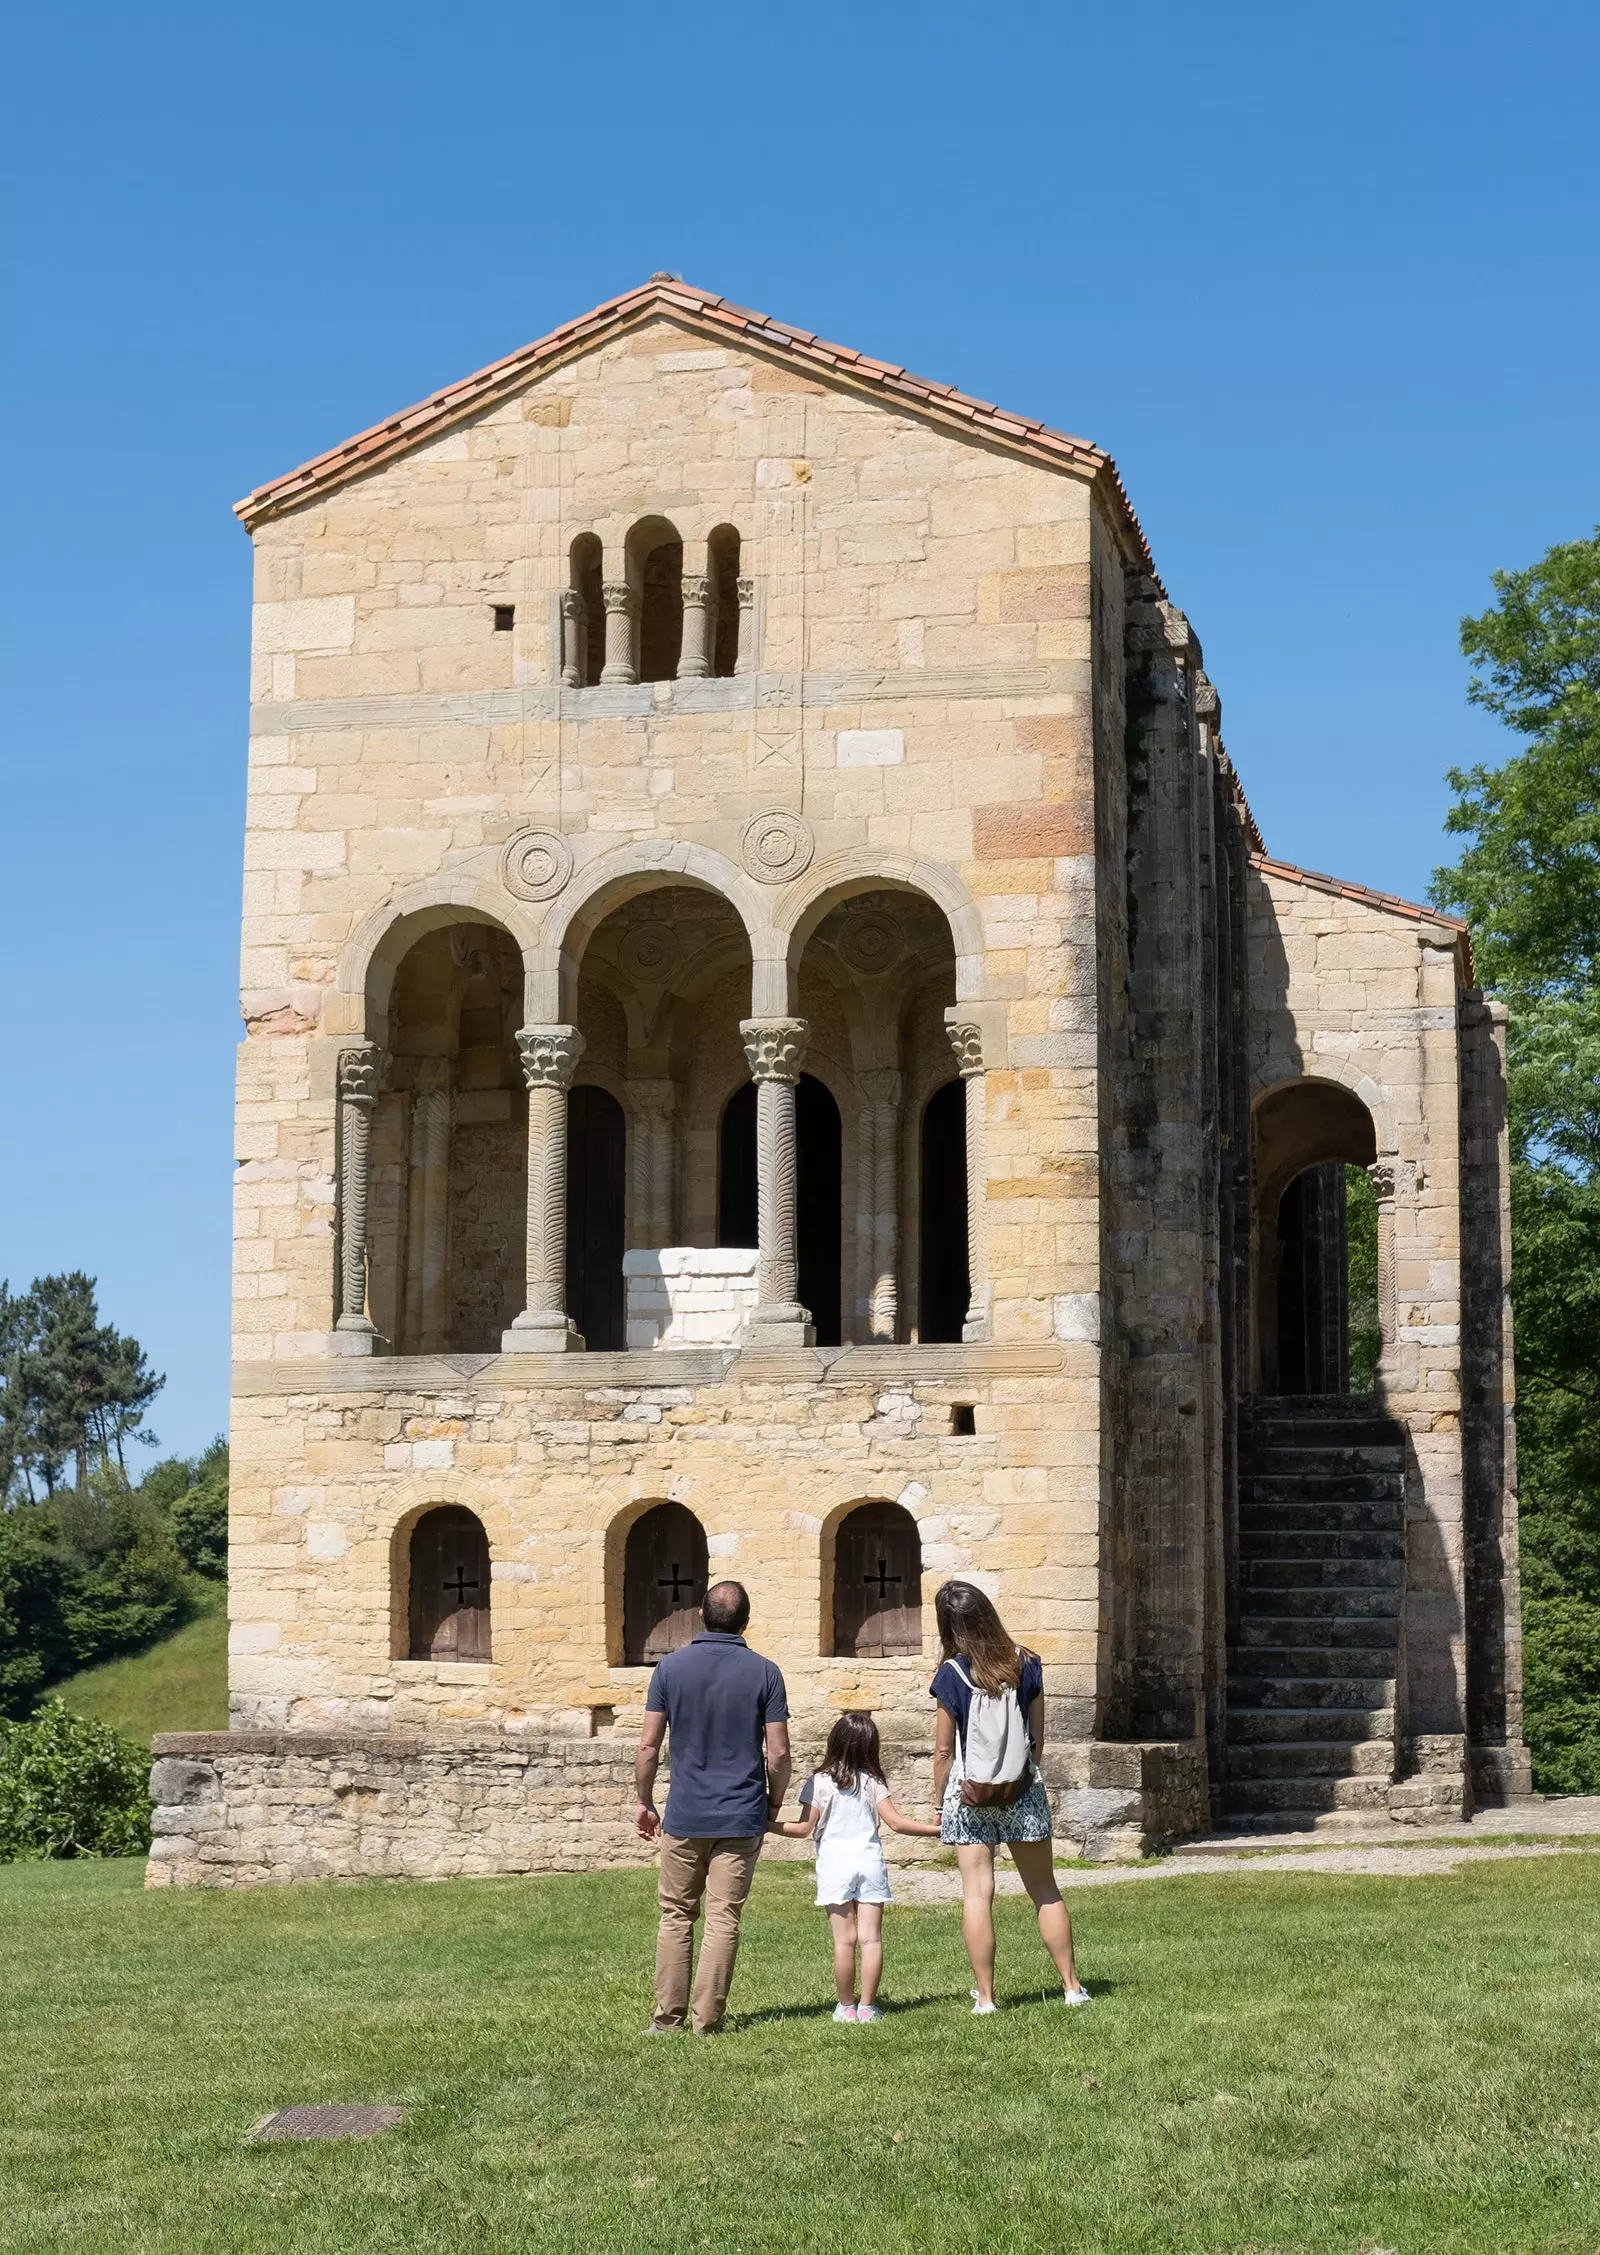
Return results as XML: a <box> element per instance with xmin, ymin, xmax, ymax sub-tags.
<box><xmin>919</xmin><ymin>1077</ymin><xmax>969</xmax><ymax>1342</ymax></box>
<box><xmin>568</xmin><ymin>1084</ymin><xmax>626</xmax><ymax>1351</ymax></box>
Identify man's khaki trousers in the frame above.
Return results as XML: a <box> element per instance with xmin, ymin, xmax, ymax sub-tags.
<box><xmin>653</xmin><ymin>1833</ymin><xmax>762</xmax><ymax>2034</ymax></box>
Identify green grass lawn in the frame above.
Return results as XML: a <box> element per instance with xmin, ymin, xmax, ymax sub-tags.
<box><xmin>52</xmin><ymin>1579</ymin><xmax>227</xmax><ymax>1742</ymax></box>
<box><xmin>2</xmin><ymin>1853</ymin><xmax>1599</xmax><ymax>2255</ymax></box>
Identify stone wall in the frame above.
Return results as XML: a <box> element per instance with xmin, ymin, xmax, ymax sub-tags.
<box><xmin>622</xmin><ymin>1247</ymin><xmax>758</xmax><ymax>1349</ymax></box>
<box><xmin>146</xmin><ymin>1728</ymin><xmax>1203</xmax><ymax>1888</ymax></box>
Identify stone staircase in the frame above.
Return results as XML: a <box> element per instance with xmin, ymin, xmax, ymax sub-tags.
<box><xmin>1222</xmin><ymin>1399</ymin><xmax>1406</xmax><ymax>1832</ymax></box>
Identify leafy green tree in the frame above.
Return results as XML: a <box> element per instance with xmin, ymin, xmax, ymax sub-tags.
<box><xmin>0</xmin><ymin>1507</ymin><xmax>75</xmax><ymax>1719</ymax></box>
<box><xmin>1434</xmin><ymin>526</ymin><xmax>1600</xmax><ymax>1791</ymax></box>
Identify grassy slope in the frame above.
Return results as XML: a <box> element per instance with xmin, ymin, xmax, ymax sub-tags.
<box><xmin>2</xmin><ymin>1856</ymin><xmax>1599</xmax><ymax>2255</ymax></box>
<box><xmin>51</xmin><ymin>1579</ymin><xmax>227</xmax><ymax>1742</ymax></box>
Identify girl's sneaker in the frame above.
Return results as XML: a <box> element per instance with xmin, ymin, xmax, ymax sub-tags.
<box><xmin>1062</xmin><ymin>1985</ymin><xmax>1092</xmax><ymax>2007</ymax></box>
<box><xmin>832</xmin><ymin>2002</ymin><xmax>857</xmax><ymax>2023</ymax></box>
<box><xmin>971</xmin><ymin>1998</ymin><xmax>998</xmax><ymax>2016</ymax></box>
<box><xmin>854</xmin><ymin>2004</ymin><xmax>884</xmax><ymax>2023</ymax></box>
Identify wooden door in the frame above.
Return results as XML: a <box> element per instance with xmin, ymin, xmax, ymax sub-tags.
<box><xmin>833</xmin><ymin>1502</ymin><xmax>922</xmax><ymax>1658</ymax></box>
<box><xmin>624</xmin><ymin>1503</ymin><xmax>709</xmax><ymax>1666</ymax></box>
<box><xmin>408</xmin><ymin>1506</ymin><xmax>492</xmax><ymax>1660</ymax></box>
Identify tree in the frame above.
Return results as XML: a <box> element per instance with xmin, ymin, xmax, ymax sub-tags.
<box><xmin>0</xmin><ymin>1275</ymin><xmax>162</xmax><ymax>1502</ymax></box>
<box><xmin>1433</xmin><ymin>527</ymin><xmax>1600</xmax><ymax>1790</ymax></box>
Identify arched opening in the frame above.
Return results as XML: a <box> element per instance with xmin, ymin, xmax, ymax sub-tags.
<box><xmin>1254</xmin><ymin>1080</ymin><xmax>1380</xmax><ymax>1397</ymax></box>
<box><xmin>372</xmin><ymin>920</ymin><xmax>525</xmax><ymax>1354</ymax></box>
<box><xmin>708</xmin><ymin>524</ymin><xmax>741</xmax><ymax>677</ymax></box>
<box><xmin>568</xmin><ymin>532</ymin><xmax>603</xmax><ymax>686</ymax></box>
<box><xmin>630</xmin><ymin>517</ymin><xmax>683</xmax><ymax>683</ymax></box>
<box><xmin>623</xmin><ymin>1502</ymin><xmax>708</xmax><ymax>1665</ymax></box>
<box><xmin>832</xmin><ymin>1501</ymin><xmax>922</xmax><ymax>1657</ymax></box>
<box><xmin>798</xmin><ymin>1075</ymin><xmax>843</xmax><ymax>1347</ymax></box>
<box><xmin>407</xmin><ymin>1506</ymin><xmax>491</xmax><ymax>1660</ymax></box>
<box><xmin>919</xmin><ymin>1078</ymin><xmax>969</xmax><ymax>1342</ymax></box>
<box><xmin>568</xmin><ymin>1084</ymin><xmax>626</xmax><ymax>1351</ymax></box>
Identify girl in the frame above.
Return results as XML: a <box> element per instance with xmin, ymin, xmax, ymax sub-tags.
<box><xmin>930</xmin><ymin>1579</ymin><xmax>1090</xmax><ymax>2013</ymax></box>
<box><xmin>772</xmin><ymin>1711</ymin><xmax>940</xmax><ymax>2021</ymax></box>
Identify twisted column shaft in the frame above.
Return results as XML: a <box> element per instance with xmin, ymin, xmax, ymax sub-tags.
<box><xmin>946</xmin><ymin>1020</ymin><xmax>990</xmax><ymax>1342</ymax></box>
<box><xmin>740</xmin><ymin>1017</ymin><xmax>812</xmax><ymax>1346</ymax></box>
<box><xmin>678</xmin><ymin>574</ymin><xmax>711</xmax><ymax>679</ymax></box>
<box><xmin>502</xmin><ymin>1026</ymin><xmax>586</xmax><ymax>1352</ymax></box>
<box><xmin>600</xmin><ymin>583</ymin><xmax>637</xmax><ymax>684</ymax></box>
<box><xmin>335</xmin><ymin>1044</ymin><xmax>383</xmax><ymax>1349</ymax></box>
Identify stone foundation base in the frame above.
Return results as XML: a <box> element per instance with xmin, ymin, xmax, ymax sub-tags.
<box><xmin>145</xmin><ymin>1730</ymin><xmax>1211</xmax><ymax>1889</ymax></box>
<box><xmin>1471</xmin><ymin>1738</ymin><xmax>1536</xmax><ymax>1805</ymax></box>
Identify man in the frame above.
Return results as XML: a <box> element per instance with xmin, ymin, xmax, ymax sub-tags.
<box><xmin>635</xmin><ymin>1579</ymin><xmax>790</xmax><ymax>2035</ymax></box>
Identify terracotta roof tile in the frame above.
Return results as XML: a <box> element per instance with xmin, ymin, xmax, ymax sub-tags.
<box><xmin>233</xmin><ymin>276</ymin><xmax>1157</xmax><ymax>578</ymax></box>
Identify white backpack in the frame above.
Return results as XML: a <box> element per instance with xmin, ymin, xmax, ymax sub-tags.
<box><xmin>950</xmin><ymin>1659</ymin><xmax>1032</xmax><ymax>1805</ymax></box>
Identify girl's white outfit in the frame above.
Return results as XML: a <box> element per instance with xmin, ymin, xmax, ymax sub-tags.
<box><xmin>801</xmin><ymin>1772</ymin><xmax>892</xmax><ymax>1906</ymax></box>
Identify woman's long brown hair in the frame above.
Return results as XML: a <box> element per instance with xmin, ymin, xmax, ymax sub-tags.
<box><xmin>934</xmin><ymin>1580</ymin><xmax>1022</xmax><ymax>1695</ymax></box>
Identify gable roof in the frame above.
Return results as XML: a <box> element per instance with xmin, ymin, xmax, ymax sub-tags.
<box><xmin>233</xmin><ymin>275</ymin><xmax>1156</xmax><ymax>571</ymax></box>
<box><xmin>1251</xmin><ymin>853</ymin><xmax>1475</xmax><ymax>981</ymax></box>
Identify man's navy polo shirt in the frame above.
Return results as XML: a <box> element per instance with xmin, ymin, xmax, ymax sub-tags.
<box><xmin>646</xmin><ymin>1632</ymin><xmax>789</xmax><ymax>1838</ymax></box>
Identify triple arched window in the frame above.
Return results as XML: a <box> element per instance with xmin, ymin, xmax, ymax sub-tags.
<box><xmin>562</xmin><ymin>521</ymin><xmax>747</xmax><ymax>687</ymax></box>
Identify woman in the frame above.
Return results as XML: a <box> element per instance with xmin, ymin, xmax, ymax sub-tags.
<box><xmin>930</xmin><ymin>1580</ymin><xmax>1090</xmax><ymax>2013</ymax></box>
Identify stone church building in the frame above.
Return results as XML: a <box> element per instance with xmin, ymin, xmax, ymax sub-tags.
<box><xmin>147</xmin><ymin>277</ymin><xmax>1529</xmax><ymax>1886</ymax></box>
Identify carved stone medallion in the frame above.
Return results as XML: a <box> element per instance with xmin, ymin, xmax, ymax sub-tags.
<box><xmin>501</xmin><ymin>829</ymin><xmax>574</xmax><ymax>903</ymax></box>
<box><xmin>838</xmin><ymin>908</ymin><xmax>903</xmax><ymax>978</ymax></box>
<box><xmin>619</xmin><ymin>922</ymin><xmax>681</xmax><ymax>984</ymax></box>
<box><xmin>741</xmin><ymin>810</ymin><xmax>814</xmax><ymax>886</ymax></box>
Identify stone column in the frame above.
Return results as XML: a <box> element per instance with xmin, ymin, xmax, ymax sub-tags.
<box><xmin>734</xmin><ymin>576</ymin><xmax>756</xmax><ymax>676</ymax></box>
<box><xmin>403</xmin><ymin>1080</ymin><xmax>453</xmax><ymax>1353</ymax></box>
<box><xmin>560</xmin><ymin>588</ymin><xmax>586</xmax><ymax>689</ymax></box>
<box><xmin>739</xmin><ymin>1017</ymin><xmax>813</xmax><ymax>1348</ymax></box>
<box><xmin>1369</xmin><ymin>1158</ymin><xmax>1399</xmax><ymax>1381</ymax></box>
<box><xmin>600</xmin><ymin>583</ymin><xmax>637</xmax><ymax>685</ymax></box>
<box><xmin>334</xmin><ymin>1043</ymin><xmax>384</xmax><ymax>1353</ymax></box>
<box><xmin>628</xmin><ymin>1078</ymin><xmax>676</xmax><ymax>1247</ymax></box>
<box><xmin>945</xmin><ymin>1021</ymin><xmax>990</xmax><ymax>1342</ymax></box>
<box><xmin>860</xmin><ymin>1068</ymin><xmax>902</xmax><ymax>1341</ymax></box>
<box><xmin>677</xmin><ymin>575</ymin><xmax>712</xmax><ymax>679</ymax></box>
<box><xmin>502</xmin><ymin>1026</ymin><xmax>587</xmax><ymax>1353</ymax></box>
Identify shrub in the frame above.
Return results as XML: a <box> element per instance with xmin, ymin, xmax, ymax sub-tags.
<box><xmin>0</xmin><ymin>1507</ymin><xmax>75</xmax><ymax>1719</ymax></box>
<box><xmin>50</xmin><ymin>1475</ymin><xmax>189</xmax><ymax>1668</ymax></box>
<box><xmin>0</xmin><ymin>1700</ymin><xmax>151</xmax><ymax>1860</ymax></box>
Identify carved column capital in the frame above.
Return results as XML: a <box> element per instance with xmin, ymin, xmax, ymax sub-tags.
<box><xmin>515</xmin><ymin>1025</ymin><xmax>586</xmax><ymax>1090</ymax></box>
<box><xmin>945</xmin><ymin>1021</ymin><xmax>986</xmax><ymax>1079</ymax></box>
<box><xmin>559</xmin><ymin>587</ymin><xmax>584</xmax><ymax>622</ymax></box>
<box><xmin>338</xmin><ymin>1042</ymin><xmax>384</xmax><ymax>1106</ymax></box>
<box><xmin>601</xmin><ymin>581</ymin><xmax>635</xmax><ymax>619</ymax></box>
<box><xmin>681</xmin><ymin>573</ymin><xmax>711</xmax><ymax>609</ymax></box>
<box><xmin>740</xmin><ymin>1017</ymin><xmax>808</xmax><ymax>1084</ymax></box>
<box><xmin>1368</xmin><ymin>1160</ymin><xmax>1398</xmax><ymax>1202</ymax></box>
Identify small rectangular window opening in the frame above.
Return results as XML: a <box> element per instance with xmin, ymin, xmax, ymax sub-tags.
<box><xmin>492</xmin><ymin>605</ymin><xmax>515</xmax><ymax>632</ymax></box>
<box><xmin>950</xmin><ymin>1403</ymin><xmax>977</xmax><ymax>1436</ymax></box>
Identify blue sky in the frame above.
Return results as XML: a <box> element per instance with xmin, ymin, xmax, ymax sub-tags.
<box><xmin>3</xmin><ymin>0</ymin><xmax>1596</xmax><ymax>1459</ymax></box>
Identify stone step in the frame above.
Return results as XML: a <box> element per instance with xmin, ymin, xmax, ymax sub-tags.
<box><xmin>1220</xmin><ymin>1774</ymin><xmax>1394</xmax><ymax>1816</ymax></box>
<box><xmin>1245</xmin><ymin>1445</ymin><xmax>1404</xmax><ymax>1475</ymax></box>
<box><xmin>1241</xmin><ymin>1499</ymin><xmax>1403</xmax><ymax>1533</ymax></box>
<box><xmin>1229</xmin><ymin>1674</ymin><xmax>1396</xmax><ymax>1710</ymax></box>
<box><xmin>1232</xmin><ymin>1641</ymin><xmax>1399</xmax><ymax>1677</ymax></box>
<box><xmin>1239</xmin><ymin>1528</ymin><xmax>1405</xmax><ymax>1563</ymax></box>
<box><xmin>1216</xmin><ymin>1806</ymin><xmax>1396</xmax><ymax>1836</ymax></box>
<box><xmin>1227</xmin><ymin>1704</ymin><xmax>1394</xmax><ymax>1744</ymax></box>
<box><xmin>1226</xmin><ymin>1738</ymin><xmax>1395</xmax><ymax>1781</ymax></box>
<box><xmin>1242</xmin><ymin>1473</ymin><xmax>1404</xmax><ymax>1504</ymax></box>
<box><xmin>1241</xmin><ymin>1557</ymin><xmax>1403</xmax><ymax>1592</ymax></box>
<box><xmin>1236</xmin><ymin>1610</ymin><xmax>1401</xmax><ymax>1645</ymax></box>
